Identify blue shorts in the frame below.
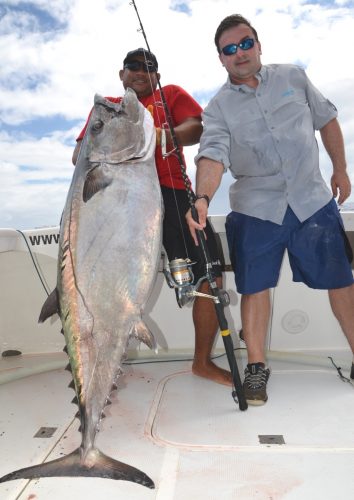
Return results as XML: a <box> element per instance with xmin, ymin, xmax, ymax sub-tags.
<box><xmin>225</xmin><ymin>200</ymin><xmax>354</xmax><ymax>294</ymax></box>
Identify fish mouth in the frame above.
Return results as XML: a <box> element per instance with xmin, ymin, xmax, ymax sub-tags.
<box><xmin>88</xmin><ymin>153</ymin><xmax>145</xmax><ymax>168</ymax></box>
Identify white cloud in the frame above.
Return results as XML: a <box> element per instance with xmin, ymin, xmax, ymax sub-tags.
<box><xmin>1</xmin><ymin>0</ymin><xmax>354</xmax><ymax>229</ymax></box>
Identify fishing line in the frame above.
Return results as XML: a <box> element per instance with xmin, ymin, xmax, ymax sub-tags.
<box><xmin>124</xmin><ymin>347</ymin><xmax>246</xmax><ymax>366</ymax></box>
<box><xmin>16</xmin><ymin>230</ymin><xmax>51</xmax><ymax>297</ymax></box>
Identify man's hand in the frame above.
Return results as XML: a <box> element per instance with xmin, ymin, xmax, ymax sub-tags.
<box><xmin>155</xmin><ymin>127</ymin><xmax>162</xmax><ymax>146</ymax></box>
<box><xmin>186</xmin><ymin>198</ymin><xmax>208</xmax><ymax>246</ymax></box>
<box><xmin>331</xmin><ymin>171</ymin><xmax>352</xmax><ymax>205</ymax></box>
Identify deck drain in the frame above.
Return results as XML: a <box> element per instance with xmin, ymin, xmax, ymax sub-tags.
<box><xmin>34</xmin><ymin>427</ymin><xmax>57</xmax><ymax>438</ymax></box>
<box><xmin>258</xmin><ymin>435</ymin><xmax>285</xmax><ymax>445</ymax></box>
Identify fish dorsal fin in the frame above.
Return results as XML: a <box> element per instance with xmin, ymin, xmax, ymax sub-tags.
<box><xmin>131</xmin><ymin>320</ymin><xmax>157</xmax><ymax>352</ymax></box>
<box><xmin>83</xmin><ymin>166</ymin><xmax>113</xmax><ymax>202</ymax></box>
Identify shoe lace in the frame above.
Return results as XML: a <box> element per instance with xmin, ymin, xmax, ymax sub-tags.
<box><xmin>245</xmin><ymin>367</ymin><xmax>268</xmax><ymax>389</ymax></box>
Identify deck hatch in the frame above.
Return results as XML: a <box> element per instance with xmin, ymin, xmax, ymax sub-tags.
<box><xmin>34</xmin><ymin>427</ymin><xmax>57</xmax><ymax>438</ymax></box>
<box><xmin>258</xmin><ymin>434</ymin><xmax>285</xmax><ymax>445</ymax></box>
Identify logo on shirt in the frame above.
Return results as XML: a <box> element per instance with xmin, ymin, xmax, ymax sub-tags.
<box><xmin>281</xmin><ymin>88</ymin><xmax>295</xmax><ymax>98</ymax></box>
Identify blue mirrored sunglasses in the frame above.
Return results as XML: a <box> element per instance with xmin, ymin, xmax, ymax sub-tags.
<box><xmin>221</xmin><ymin>37</ymin><xmax>255</xmax><ymax>56</ymax></box>
<box><xmin>124</xmin><ymin>61</ymin><xmax>157</xmax><ymax>72</ymax></box>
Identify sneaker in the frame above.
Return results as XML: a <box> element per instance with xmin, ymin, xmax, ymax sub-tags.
<box><xmin>243</xmin><ymin>362</ymin><xmax>270</xmax><ymax>406</ymax></box>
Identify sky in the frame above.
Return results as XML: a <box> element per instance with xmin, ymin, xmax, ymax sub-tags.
<box><xmin>1</xmin><ymin>0</ymin><xmax>354</xmax><ymax>230</ymax></box>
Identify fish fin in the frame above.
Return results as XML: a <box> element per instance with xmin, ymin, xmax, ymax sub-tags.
<box><xmin>38</xmin><ymin>289</ymin><xmax>59</xmax><ymax>323</ymax></box>
<box><xmin>0</xmin><ymin>447</ymin><xmax>154</xmax><ymax>489</ymax></box>
<box><xmin>83</xmin><ymin>167</ymin><xmax>113</xmax><ymax>202</ymax></box>
<box><xmin>131</xmin><ymin>320</ymin><xmax>157</xmax><ymax>352</ymax></box>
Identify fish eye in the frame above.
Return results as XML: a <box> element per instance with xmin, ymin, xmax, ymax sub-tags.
<box><xmin>91</xmin><ymin>120</ymin><xmax>104</xmax><ymax>132</ymax></box>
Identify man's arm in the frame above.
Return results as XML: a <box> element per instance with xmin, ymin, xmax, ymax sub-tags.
<box><xmin>186</xmin><ymin>157</ymin><xmax>224</xmax><ymax>245</ymax></box>
<box><xmin>320</xmin><ymin>118</ymin><xmax>351</xmax><ymax>204</ymax></box>
<box><xmin>159</xmin><ymin>117</ymin><xmax>202</xmax><ymax>147</ymax></box>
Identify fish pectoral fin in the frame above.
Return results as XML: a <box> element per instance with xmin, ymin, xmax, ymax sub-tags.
<box><xmin>131</xmin><ymin>320</ymin><xmax>157</xmax><ymax>352</ymax></box>
<box><xmin>83</xmin><ymin>166</ymin><xmax>113</xmax><ymax>202</ymax></box>
<box><xmin>38</xmin><ymin>288</ymin><xmax>59</xmax><ymax>323</ymax></box>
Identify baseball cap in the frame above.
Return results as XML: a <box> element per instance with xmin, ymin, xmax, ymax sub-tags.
<box><xmin>123</xmin><ymin>48</ymin><xmax>158</xmax><ymax>70</ymax></box>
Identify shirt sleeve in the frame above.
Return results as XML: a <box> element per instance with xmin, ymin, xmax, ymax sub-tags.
<box><xmin>303</xmin><ymin>69</ymin><xmax>338</xmax><ymax>130</ymax></box>
<box><xmin>164</xmin><ymin>85</ymin><xmax>202</xmax><ymax>125</ymax></box>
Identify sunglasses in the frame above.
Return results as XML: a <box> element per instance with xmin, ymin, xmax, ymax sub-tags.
<box><xmin>221</xmin><ymin>37</ymin><xmax>255</xmax><ymax>56</ymax></box>
<box><xmin>124</xmin><ymin>61</ymin><xmax>157</xmax><ymax>73</ymax></box>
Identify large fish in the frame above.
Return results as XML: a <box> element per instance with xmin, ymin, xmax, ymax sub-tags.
<box><xmin>0</xmin><ymin>88</ymin><xmax>163</xmax><ymax>489</ymax></box>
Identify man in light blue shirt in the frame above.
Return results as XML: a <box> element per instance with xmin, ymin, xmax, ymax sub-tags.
<box><xmin>187</xmin><ymin>14</ymin><xmax>354</xmax><ymax>405</ymax></box>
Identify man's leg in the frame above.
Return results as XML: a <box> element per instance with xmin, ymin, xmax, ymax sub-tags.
<box><xmin>328</xmin><ymin>284</ymin><xmax>354</xmax><ymax>354</ymax></box>
<box><xmin>192</xmin><ymin>277</ymin><xmax>233</xmax><ymax>386</ymax></box>
<box><xmin>241</xmin><ymin>289</ymin><xmax>271</xmax><ymax>363</ymax></box>
<box><xmin>241</xmin><ymin>289</ymin><xmax>271</xmax><ymax>405</ymax></box>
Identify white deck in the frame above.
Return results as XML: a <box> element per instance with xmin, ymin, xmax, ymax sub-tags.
<box><xmin>0</xmin><ymin>350</ymin><xmax>353</xmax><ymax>499</ymax></box>
<box><xmin>1</xmin><ymin>214</ymin><xmax>354</xmax><ymax>499</ymax></box>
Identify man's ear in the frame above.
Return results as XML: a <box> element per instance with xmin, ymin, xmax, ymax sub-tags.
<box><xmin>119</xmin><ymin>69</ymin><xmax>124</xmax><ymax>81</ymax></box>
<box><xmin>156</xmin><ymin>72</ymin><xmax>161</xmax><ymax>81</ymax></box>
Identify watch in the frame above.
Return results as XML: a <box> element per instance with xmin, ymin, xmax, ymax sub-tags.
<box><xmin>195</xmin><ymin>194</ymin><xmax>210</xmax><ymax>207</ymax></box>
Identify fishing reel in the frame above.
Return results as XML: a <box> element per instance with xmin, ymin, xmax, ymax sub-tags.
<box><xmin>163</xmin><ymin>256</ymin><xmax>230</xmax><ymax>308</ymax></box>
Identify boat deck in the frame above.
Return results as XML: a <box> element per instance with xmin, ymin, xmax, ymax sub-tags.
<box><xmin>1</xmin><ymin>349</ymin><xmax>353</xmax><ymax>500</ymax></box>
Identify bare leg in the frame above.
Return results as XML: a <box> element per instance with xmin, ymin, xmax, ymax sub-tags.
<box><xmin>241</xmin><ymin>289</ymin><xmax>271</xmax><ymax>364</ymax></box>
<box><xmin>192</xmin><ymin>277</ymin><xmax>233</xmax><ymax>386</ymax></box>
<box><xmin>328</xmin><ymin>284</ymin><xmax>354</xmax><ymax>354</ymax></box>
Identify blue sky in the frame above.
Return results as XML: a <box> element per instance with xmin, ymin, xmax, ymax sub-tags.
<box><xmin>1</xmin><ymin>0</ymin><xmax>354</xmax><ymax>229</ymax></box>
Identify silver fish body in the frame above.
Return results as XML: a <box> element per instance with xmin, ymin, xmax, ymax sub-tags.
<box><xmin>0</xmin><ymin>89</ymin><xmax>162</xmax><ymax>489</ymax></box>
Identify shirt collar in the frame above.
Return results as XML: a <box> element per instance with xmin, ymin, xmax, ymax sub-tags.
<box><xmin>258</xmin><ymin>65</ymin><xmax>268</xmax><ymax>83</ymax></box>
<box><xmin>226</xmin><ymin>65</ymin><xmax>266</xmax><ymax>92</ymax></box>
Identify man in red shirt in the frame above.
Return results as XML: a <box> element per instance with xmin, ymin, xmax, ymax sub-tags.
<box><xmin>73</xmin><ymin>48</ymin><xmax>231</xmax><ymax>386</ymax></box>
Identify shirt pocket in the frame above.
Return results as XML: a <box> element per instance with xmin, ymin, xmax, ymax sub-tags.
<box><xmin>271</xmin><ymin>89</ymin><xmax>308</xmax><ymax>126</ymax></box>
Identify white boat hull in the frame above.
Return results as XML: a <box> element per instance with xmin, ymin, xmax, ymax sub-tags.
<box><xmin>1</xmin><ymin>214</ymin><xmax>354</xmax><ymax>359</ymax></box>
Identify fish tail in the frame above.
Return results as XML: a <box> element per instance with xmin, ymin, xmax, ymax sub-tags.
<box><xmin>0</xmin><ymin>447</ymin><xmax>154</xmax><ymax>489</ymax></box>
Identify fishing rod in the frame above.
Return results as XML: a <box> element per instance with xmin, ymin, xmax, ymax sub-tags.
<box><xmin>130</xmin><ymin>0</ymin><xmax>247</xmax><ymax>411</ymax></box>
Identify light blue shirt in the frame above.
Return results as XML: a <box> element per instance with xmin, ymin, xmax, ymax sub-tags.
<box><xmin>195</xmin><ymin>64</ymin><xmax>337</xmax><ymax>224</ymax></box>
